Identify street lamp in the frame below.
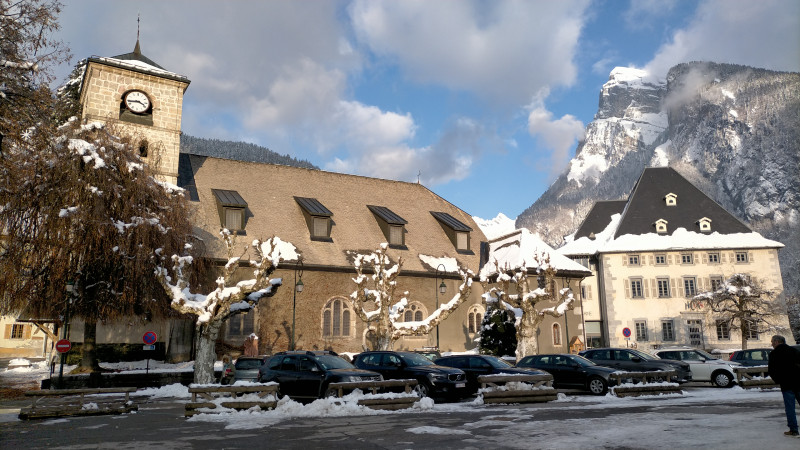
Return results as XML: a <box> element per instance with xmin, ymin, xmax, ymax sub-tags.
<box><xmin>291</xmin><ymin>259</ymin><xmax>304</xmax><ymax>351</ymax></box>
<box><xmin>434</xmin><ymin>264</ymin><xmax>447</xmax><ymax>350</ymax></box>
<box><xmin>58</xmin><ymin>281</ymin><xmax>74</xmax><ymax>389</ymax></box>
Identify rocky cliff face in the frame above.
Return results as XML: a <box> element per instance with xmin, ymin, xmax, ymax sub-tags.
<box><xmin>516</xmin><ymin>62</ymin><xmax>800</xmax><ymax>303</ymax></box>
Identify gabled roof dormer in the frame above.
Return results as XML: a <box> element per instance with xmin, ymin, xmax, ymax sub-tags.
<box><xmin>698</xmin><ymin>217</ymin><xmax>712</xmax><ymax>233</ymax></box>
<box><xmin>654</xmin><ymin>218</ymin><xmax>668</xmax><ymax>234</ymax></box>
<box><xmin>368</xmin><ymin>205</ymin><xmax>408</xmax><ymax>249</ymax></box>
<box><xmin>664</xmin><ymin>193</ymin><xmax>677</xmax><ymax>206</ymax></box>
<box><xmin>295</xmin><ymin>196</ymin><xmax>333</xmax><ymax>241</ymax></box>
<box><xmin>431</xmin><ymin>211</ymin><xmax>473</xmax><ymax>254</ymax></box>
<box><xmin>212</xmin><ymin>189</ymin><xmax>247</xmax><ymax>233</ymax></box>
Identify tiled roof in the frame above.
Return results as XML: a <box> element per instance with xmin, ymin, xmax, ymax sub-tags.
<box><xmin>179</xmin><ymin>155</ymin><xmax>486</xmax><ymax>273</ymax></box>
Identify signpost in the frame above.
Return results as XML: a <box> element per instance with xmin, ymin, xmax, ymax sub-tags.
<box><xmin>142</xmin><ymin>331</ymin><xmax>157</xmax><ymax>374</ymax></box>
<box><xmin>622</xmin><ymin>327</ymin><xmax>631</xmax><ymax>348</ymax></box>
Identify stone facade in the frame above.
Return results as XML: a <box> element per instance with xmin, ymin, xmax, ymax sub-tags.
<box><xmin>79</xmin><ymin>59</ymin><xmax>189</xmax><ymax>184</ymax></box>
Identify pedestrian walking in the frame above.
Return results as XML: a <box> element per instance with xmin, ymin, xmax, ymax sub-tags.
<box><xmin>220</xmin><ymin>354</ymin><xmax>236</xmax><ymax>385</ymax></box>
<box><xmin>768</xmin><ymin>335</ymin><xmax>800</xmax><ymax>437</ymax></box>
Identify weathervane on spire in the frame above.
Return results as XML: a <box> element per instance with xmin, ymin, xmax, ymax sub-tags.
<box><xmin>137</xmin><ymin>13</ymin><xmax>140</xmax><ymax>41</ymax></box>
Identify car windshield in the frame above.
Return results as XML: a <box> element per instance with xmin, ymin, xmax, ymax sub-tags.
<box><xmin>315</xmin><ymin>355</ymin><xmax>355</xmax><ymax>370</ymax></box>
<box><xmin>569</xmin><ymin>355</ymin><xmax>597</xmax><ymax>367</ymax></box>
<box><xmin>692</xmin><ymin>349</ymin><xmax>719</xmax><ymax>360</ymax></box>
<box><xmin>398</xmin><ymin>352</ymin><xmax>434</xmax><ymax>367</ymax></box>
<box><xmin>485</xmin><ymin>356</ymin><xmax>513</xmax><ymax>368</ymax></box>
<box><xmin>235</xmin><ymin>359</ymin><xmax>262</xmax><ymax>370</ymax></box>
<box><xmin>629</xmin><ymin>349</ymin><xmax>660</xmax><ymax>361</ymax></box>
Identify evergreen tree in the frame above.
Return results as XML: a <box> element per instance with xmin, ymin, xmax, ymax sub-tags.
<box><xmin>478</xmin><ymin>302</ymin><xmax>517</xmax><ymax>357</ymax></box>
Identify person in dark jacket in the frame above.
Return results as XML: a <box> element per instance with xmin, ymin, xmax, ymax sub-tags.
<box><xmin>768</xmin><ymin>335</ymin><xmax>800</xmax><ymax>437</ymax></box>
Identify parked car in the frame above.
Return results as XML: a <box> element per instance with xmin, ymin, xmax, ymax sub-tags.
<box><xmin>654</xmin><ymin>348</ymin><xmax>741</xmax><ymax>387</ymax></box>
<box><xmin>232</xmin><ymin>356</ymin><xmax>266</xmax><ymax>383</ymax></box>
<box><xmin>434</xmin><ymin>354</ymin><xmax>549</xmax><ymax>394</ymax></box>
<box><xmin>353</xmin><ymin>351</ymin><xmax>467</xmax><ymax>398</ymax></box>
<box><xmin>258</xmin><ymin>351</ymin><xmax>382</xmax><ymax>400</ymax></box>
<box><xmin>579</xmin><ymin>348</ymin><xmax>692</xmax><ymax>383</ymax></box>
<box><xmin>516</xmin><ymin>353</ymin><xmax>617</xmax><ymax>395</ymax></box>
<box><xmin>413</xmin><ymin>348</ymin><xmax>442</xmax><ymax>362</ymax></box>
<box><xmin>729</xmin><ymin>348</ymin><xmax>772</xmax><ymax>367</ymax></box>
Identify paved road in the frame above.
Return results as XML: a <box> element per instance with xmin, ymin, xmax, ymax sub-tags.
<box><xmin>1</xmin><ymin>388</ymin><xmax>797</xmax><ymax>450</ymax></box>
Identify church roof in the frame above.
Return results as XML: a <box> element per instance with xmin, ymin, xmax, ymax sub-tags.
<box><xmin>87</xmin><ymin>40</ymin><xmax>189</xmax><ymax>85</ymax></box>
<box><xmin>177</xmin><ymin>155</ymin><xmax>487</xmax><ymax>274</ymax></box>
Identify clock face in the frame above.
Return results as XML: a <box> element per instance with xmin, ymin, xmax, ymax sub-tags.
<box><xmin>125</xmin><ymin>90</ymin><xmax>150</xmax><ymax>114</ymax></box>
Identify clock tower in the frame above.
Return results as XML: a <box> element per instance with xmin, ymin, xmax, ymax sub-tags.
<box><xmin>78</xmin><ymin>40</ymin><xmax>190</xmax><ymax>184</ymax></box>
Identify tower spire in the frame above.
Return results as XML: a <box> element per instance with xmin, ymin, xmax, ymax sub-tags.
<box><xmin>133</xmin><ymin>13</ymin><xmax>141</xmax><ymax>55</ymax></box>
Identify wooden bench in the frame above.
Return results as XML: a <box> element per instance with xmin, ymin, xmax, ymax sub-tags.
<box><xmin>478</xmin><ymin>374</ymin><xmax>558</xmax><ymax>404</ymax></box>
<box><xmin>19</xmin><ymin>387</ymin><xmax>138</xmax><ymax>420</ymax></box>
<box><xmin>609</xmin><ymin>370</ymin><xmax>683</xmax><ymax>398</ymax></box>
<box><xmin>185</xmin><ymin>384</ymin><xmax>279</xmax><ymax>417</ymax></box>
<box><xmin>734</xmin><ymin>366</ymin><xmax>777</xmax><ymax>389</ymax></box>
<box><xmin>327</xmin><ymin>379</ymin><xmax>419</xmax><ymax>410</ymax></box>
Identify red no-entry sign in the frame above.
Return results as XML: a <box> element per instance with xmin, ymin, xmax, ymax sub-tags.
<box><xmin>55</xmin><ymin>339</ymin><xmax>71</xmax><ymax>353</ymax></box>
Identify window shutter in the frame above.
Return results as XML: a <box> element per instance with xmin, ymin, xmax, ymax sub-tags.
<box><xmin>23</xmin><ymin>325</ymin><xmax>32</xmax><ymax>339</ymax></box>
<box><xmin>729</xmin><ymin>252</ymin><xmax>735</xmax><ymax>263</ymax></box>
<box><xmin>667</xmin><ymin>254</ymin><xmax>673</xmax><ymax>264</ymax></box>
<box><xmin>678</xmin><ymin>280</ymin><xmax>685</xmax><ymax>297</ymax></box>
<box><xmin>648</xmin><ymin>255</ymin><xmax>654</xmax><ymax>265</ymax></box>
<box><xmin>649</xmin><ymin>279</ymin><xmax>656</xmax><ymax>298</ymax></box>
<box><xmin>3</xmin><ymin>324</ymin><xmax>10</xmax><ymax>339</ymax></box>
<box><xmin>643</xmin><ymin>279</ymin><xmax>649</xmax><ymax>298</ymax></box>
<box><xmin>702</xmin><ymin>254</ymin><xmax>708</xmax><ymax>264</ymax></box>
<box><xmin>748</xmin><ymin>252</ymin><xmax>754</xmax><ymax>263</ymax></box>
<box><xmin>693</xmin><ymin>253</ymin><xmax>699</xmax><ymax>264</ymax></box>
<box><xmin>624</xmin><ymin>281</ymin><xmax>631</xmax><ymax>298</ymax></box>
<box><xmin>622</xmin><ymin>257</ymin><xmax>628</xmax><ymax>266</ymax></box>
<box><xmin>587</xmin><ymin>285</ymin><xmax>592</xmax><ymax>300</ymax></box>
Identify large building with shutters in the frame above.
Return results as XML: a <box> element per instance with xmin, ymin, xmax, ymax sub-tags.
<box><xmin>559</xmin><ymin>167</ymin><xmax>790</xmax><ymax>352</ymax></box>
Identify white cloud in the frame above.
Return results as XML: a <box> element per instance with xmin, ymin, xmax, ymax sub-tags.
<box><xmin>645</xmin><ymin>0</ymin><xmax>800</xmax><ymax>78</ymax></box>
<box><xmin>349</xmin><ymin>0</ymin><xmax>591</xmax><ymax>104</ymax></box>
<box><xmin>527</xmin><ymin>104</ymin><xmax>585</xmax><ymax>178</ymax></box>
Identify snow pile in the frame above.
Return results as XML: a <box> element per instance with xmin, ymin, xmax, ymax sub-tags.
<box><xmin>482</xmin><ymin>228</ymin><xmax>588</xmax><ymax>277</ymax></box>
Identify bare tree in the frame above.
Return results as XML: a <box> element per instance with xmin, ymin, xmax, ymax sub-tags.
<box><xmin>480</xmin><ymin>254</ymin><xmax>575</xmax><ymax>360</ymax></box>
<box><xmin>350</xmin><ymin>243</ymin><xmax>473</xmax><ymax>351</ymax></box>
<box><xmin>0</xmin><ymin>120</ymin><xmax>194</xmax><ymax>372</ymax></box>
<box><xmin>692</xmin><ymin>273</ymin><xmax>788</xmax><ymax>350</ymax></box>
<box><xmin>156</xmin><ymin>231</ymin><xmax>294</xmax><ymax>383</ymax></box>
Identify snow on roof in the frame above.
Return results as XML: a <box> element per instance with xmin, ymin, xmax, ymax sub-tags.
<box><xmin>560</xmin><ymin>213</ymin><xmax>783</xmax><ymax>256</ymax></box>
<box><xmin>91</xmin><ymin>56</ymin><xmax>188</xmax><ymax>82</ymax></box>
<box><xmin>472</xmin><ymin>213</ymin><xmax>516</xmax><ymax>240</ymax></box>
<box><xmin>481</xmin><ymin>228</ymin><xmax>590</xmax><ymax>277</ymax></box>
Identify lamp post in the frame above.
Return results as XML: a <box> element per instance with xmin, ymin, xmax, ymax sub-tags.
<box><xmin>434</xmin><ymin>264</ymin><xmax>447</xmax><ymax>350</ymax></box>
<box><xmin>57</xmin><ymin>281</ymin><xmax>74</xmax><ymax>389</ymax></box>
<box><xmin>291</xmin><ymin>259</ymin><xmax>304</xmax><ymax>351</ymax></box>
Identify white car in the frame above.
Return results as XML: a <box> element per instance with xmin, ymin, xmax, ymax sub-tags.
<box><xmin>655</xmin><ymin>348</ymin><xmax>741</xmax><ymax>387</ymax></box>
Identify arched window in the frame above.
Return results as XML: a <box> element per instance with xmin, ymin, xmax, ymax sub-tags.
<box><xmin>552</xmin><ymin>323</ymin><xmax>562</xmax><ymax>346</ymax></box>
<box><xmin>322</xmin><ymin>297</ymin><xmax>352</xmax><ymax>337</ymax></box>
<box><xmin>402</xmin><ymin>302</ymin><xmax>426</xmax><ymax>322</ymax></box>
<box><xmin>468</xmin><ymin>305</ymin><xmax>485</xmax><ymax>334</ymax></box>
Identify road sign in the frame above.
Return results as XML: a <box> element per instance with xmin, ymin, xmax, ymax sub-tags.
<box><xmin>143</xmin><ymin>331</ymin><xmax>157</xmax><ymax>345</ymax></box>
<box><xmin>143</xmin><ymin>345</ymin><xmax>156</xmax><ymax>350</ymax></box>
<box><xmin>622</xmin><ymin>327</ymin><xmax>631</xmax><ymax>338</ymax></box>
<box><xmin>55</xmin><ymin>339</ymin><xmax>72</xmax><ymax>353</ymax></box>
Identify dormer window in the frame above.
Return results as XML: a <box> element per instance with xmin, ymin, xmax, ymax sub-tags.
<box><xmin>655</xmin><ymin>219</ymin><xmax>668</xmax><ymax>234</ymax></box>
<box><xmin>665</xmin><ymin>193</ymin><xmax>677</xmax><ymax>206</ymax></box>
<box><xmin>295</xmin><ymin>196</ymin><xmax>333</xmax><ymax>241</ymax></box>
<box><xmin>698</xmin><ymin>217</ymin><xmax>712</xmax><ymax>232</ymax></box>
<box><xmin>212</xmin><ymin>189</ymin><xmax>247</xmax><ymax>233</ymax></box>
<box><xmin>431</xmin><ymin>211</ymin><xmax>472</xmax><ymax>253</ymax></box>
<box><xmin>368</xmin><ymin>205</ymin><xmax>408</xmax><ymax>248</ymax></box>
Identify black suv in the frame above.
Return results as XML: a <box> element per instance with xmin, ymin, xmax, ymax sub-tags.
<box><xmin>579</xmin><ymin>348</ymin><xmax>692</xmax><ymax>383</ymax></box>
<box><xmin>258</xmin><ymin>351</ymin><xmax>382</xmax><ymax>400</ymax></box>
<box><xmin>353</xmin><ymin>351</ymin><xmax>467</xmax><ymax>398</ymax></box>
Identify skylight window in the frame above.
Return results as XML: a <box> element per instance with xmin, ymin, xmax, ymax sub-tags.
<box><xmin>212</xmin><ymin>189</ymin><xmax>247</xmax><ymax>232</ymax></box>
<box><xmin>431</xmin><ymin>211</ymin><xmax>472</xmax><ymax>253</ymax></box>
<box><xmin>368</xmin><ymin>205</ymin><xmax>408</xmax><ymax>248</ymax></box>
<box><xmin>295</xmin><ymin>196</ymin><xmax>333</xmax><ymax>241</ymax></box>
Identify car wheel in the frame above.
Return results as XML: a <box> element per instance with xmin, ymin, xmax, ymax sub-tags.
<box><xmin>587</xmin><ymin>376</ymin><xmax>608</xmax><ymax>395</ymax></box>
<box><xmin>712</xmin><ymin>371</ymin><xmax>734</xmax><ymax>388</ymax></box>
<box><xmin>323</xmin><ymin>385</ymin><xmax>340</xmax><ymax>398</ymax></box>
<box><xmin>414</xmin><ymin>381</ymin><xmax>432</xmax><ymax>398</ymax></box>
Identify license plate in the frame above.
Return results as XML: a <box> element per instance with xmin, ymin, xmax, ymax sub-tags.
<box><xmin>456</xmin><ymin>383</ymin><xmax>466</xmax><ymax>388</ymax></box>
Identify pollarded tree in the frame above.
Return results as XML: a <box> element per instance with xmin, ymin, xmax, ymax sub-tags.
<box><xmin>0</xmin><ymin>119</ymin><xmax>194</xmax><ymax>372</ymax></box>
<box><xmin>155</xmin><ymin>230</ymin><xmax>295</xmax><ymax>383</ymax></box>
<box><xmin>350</xmin><ymin>243</ymin><xmax>473</xmax><ymax>351</ymax></box>
<box><xmin>480</xmin><ymin>254</ymin><xmax>575</xmax><ymax>360</ymax></box>
<box><xmin>692</xmin><ymin>273</ymin><xmax>788</xmax><ymax>350</ymax></box>
<box><xmin>478</xmin><ymin>300</ymin><xmax>517</xmax><ymax>357</ymax></box>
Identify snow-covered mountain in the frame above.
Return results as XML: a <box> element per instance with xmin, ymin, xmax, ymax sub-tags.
<box><xmin>473</xmin><ymin>213</ymin><xmax>516</xmax><ymax>240</ymax></box>
<box><xmin>516</xmin><ymin>62</ymin><xmax>800</xmax><ymax>297</ymax></box>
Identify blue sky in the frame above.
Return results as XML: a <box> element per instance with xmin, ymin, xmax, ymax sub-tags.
<box><xmin>53</xmin><ymin>0</ymin><xmax>799</xmax><ymax>220</ymax></box>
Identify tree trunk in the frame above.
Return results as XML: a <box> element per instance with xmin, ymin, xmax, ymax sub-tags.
<box><xmin>79</xmin><ymin>319</ymin><xmax>101</xmax><ymax>372</ymax></box>
<box><xmin>193</xmin><ymin>319</ymin><xmax>223</xmax><ymax>384</ymax></box>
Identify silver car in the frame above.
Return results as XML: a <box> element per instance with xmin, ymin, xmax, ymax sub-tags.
<box><xmin>233</xmin><ymin>356</ymin><xmax>266</xmax><ymax>383</ymax></box>
<box><xmin>655</xmin><ymin>348</ymin><xmax>741</xmax><ymax>388</ymax></box>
